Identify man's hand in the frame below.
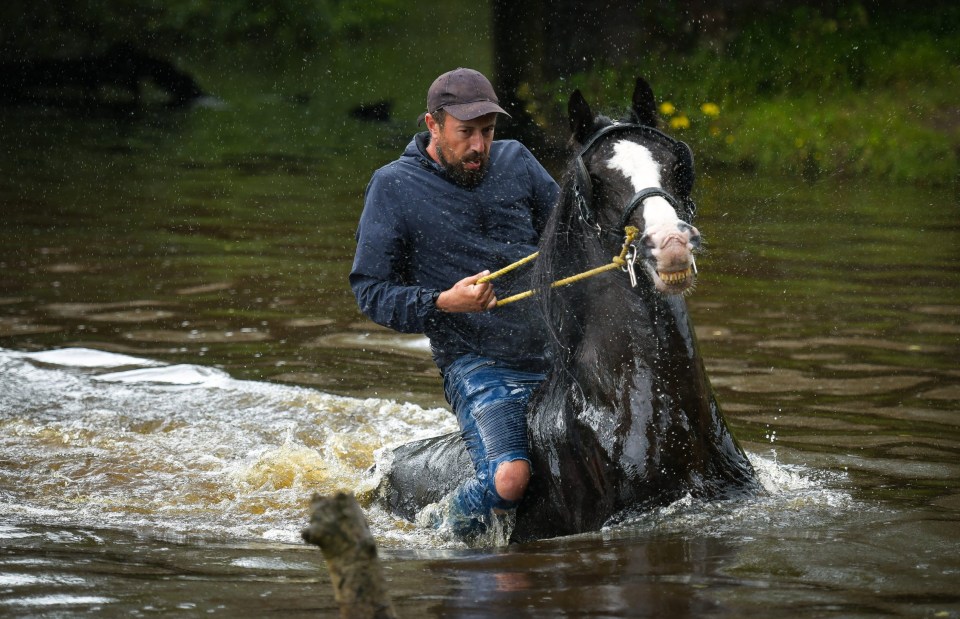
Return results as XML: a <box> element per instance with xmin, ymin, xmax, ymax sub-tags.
<box><xmin>435</xmin><ymin>271</ymin><xmax>497</xmax><ymax>312</ymax></box>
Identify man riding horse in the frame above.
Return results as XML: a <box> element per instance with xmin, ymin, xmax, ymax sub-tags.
<box><xmin>350</xmin><ymin>68</ymin><xmax>559</xmax><ymax>538</ymax></box>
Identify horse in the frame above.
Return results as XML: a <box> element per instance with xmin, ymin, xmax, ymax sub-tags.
<box><xmin>373</xmin><ymin>77</ymin><xmax>760</xmax><ymax>543</ymax></box>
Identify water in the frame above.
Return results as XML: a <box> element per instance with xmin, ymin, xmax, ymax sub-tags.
<box><xmin>2</xmin><ymin>56</ymin><xmax>959</xmax><ymax>619</ymax></box>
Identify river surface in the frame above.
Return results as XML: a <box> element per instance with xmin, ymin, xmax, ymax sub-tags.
<box><xmin>1</xmin><ymin>47</ymin><xmax>959</xmax><ymax>618</ymax></box>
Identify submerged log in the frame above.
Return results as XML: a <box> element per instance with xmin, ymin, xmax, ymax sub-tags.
<box><xmin>302</xmin><ymin>492</ymin><xmax>397</xmax><ymax>619</ymax></box>
<box><xmin>0</xmin><ymin>43</ymin><xmax>206</xmax><ymax>109</ymax></box>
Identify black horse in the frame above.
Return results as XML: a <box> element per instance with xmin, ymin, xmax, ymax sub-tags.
<box><xmin>374</xmin><ymin>78</ymin><xmax>760</xmax><ymax>543</ymax></box>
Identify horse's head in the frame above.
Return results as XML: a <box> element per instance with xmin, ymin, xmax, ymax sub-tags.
<box><xmin>567</xmin><ymin>78</ymin><xmax>700</xmax><ymax>295</ymax></box>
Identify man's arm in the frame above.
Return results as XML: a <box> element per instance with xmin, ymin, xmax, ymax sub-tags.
<box><xmin>349</xmin><ymin>273</ymin><xmax>441</xmax><ymax>334</ymax></box>
<box><xmin>350</xmin><ymin>173</ymin><xmax>439</xmax><ymax>333</ymax></box>
<box><xmin>350</xmin><ymin>174</ymin><xmax>495</xmax><ymax>334</ymax></box>
<box><xmin>350</xmin><ymin>269</ymin><xmax>495</xmax><ymax>333</ymax></box>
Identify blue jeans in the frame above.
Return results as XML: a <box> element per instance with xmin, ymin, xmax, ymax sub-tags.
<box><xmin>442</xmin><ymin>354</ymin><xmax>546</xmax><ymax>518</ymax></box>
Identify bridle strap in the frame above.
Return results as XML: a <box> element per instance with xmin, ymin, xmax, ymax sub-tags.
<box><xmin>571</xmin><ymin>122</ymin><xmax>692</xmax><ymax>231</ymax></box>
<box><xmin>573</xmin><ymin>123</ymin><xmax>642</xmax><ymax>227</ymax></box>
<box><xmin>617</xmin><ymin>187</ymin><xmax>682</xmax><ymax>233</ymax></box>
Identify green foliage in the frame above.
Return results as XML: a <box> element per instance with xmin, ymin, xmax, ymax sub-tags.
<box><xmin>533</xmin><ymin>3</ymin><xmax>960</xmax><ymax>185</ymax></box>
<box><xmin>2</xmin><ymin>1</ymin><xmax>956</xmax><ymax>184</ymax></box>
<box><xmin>723</xmin><ymin>95</ymin><xmax>957</xmax><ymax>184</ymax></box>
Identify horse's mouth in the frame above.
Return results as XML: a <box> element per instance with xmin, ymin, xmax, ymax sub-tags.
<box><xmin>659</xmin><ymin>267</ymin><xmax>693</xmax><ymax>285</ymax></box>
<box><xmin>638</xmin><ymin>224</ymin><xmax>700</xmax><ymax>294</ymax></box>
<box><xmin>649</xmin><ymin>263</ymin><xmax>696</xmax><ymax>293</ymax></box>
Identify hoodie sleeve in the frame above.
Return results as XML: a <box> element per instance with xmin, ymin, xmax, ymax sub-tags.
<box><xmin>349</xmin><ymin>171</ymin><xmax>441</xmax><ymax>334</ymax></box>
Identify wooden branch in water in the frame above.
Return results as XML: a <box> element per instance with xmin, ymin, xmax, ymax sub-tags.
<box><xmin>301</xmin><ymin>492</ymin><xmax>398</xmax><ymax>619</ymax></box>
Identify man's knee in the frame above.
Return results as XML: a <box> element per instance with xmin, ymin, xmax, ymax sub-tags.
<box><xmin>494</xmin><ymin>459</ymin><xmax>531</xmax><ymax>503</ymax></box>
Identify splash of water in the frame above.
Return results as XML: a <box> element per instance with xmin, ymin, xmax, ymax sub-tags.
<box><xmin>0</xmin><ymin>347</ymin><xmax>855</xmax><ymax>550</ymax></box>
<box><xmin>0</xmin><ymin>347</ymin><xmax>455</xmax><ymax>545</ymax></box>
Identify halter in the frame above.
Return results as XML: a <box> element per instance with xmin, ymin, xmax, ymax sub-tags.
<box><xmin>572</xmin><ymin>122</ymin><xmax>696</xmax><ymax>234</ymax></box>
<box><xmin>477</xmin><ymin>122</ymin><xmax>699</xmax><ymax>306</ymax></box>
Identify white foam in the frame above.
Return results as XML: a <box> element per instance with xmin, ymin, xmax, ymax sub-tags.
<box><xmin>0</xmin><ymin>574</ymin><xmax>45</xmax><ymax>587</ymax></box>
<box><xmin>229</xmin><ymin>556</ymin><xmax>314</xmax><ymax>570</ymax></box>
<box><xmin>7</xmin><ymin>347</ymin><xmax>852</xmax><ymax>552</ymax></box>
<box><xmin>398</xmin><ymin>336</ymin><xmax>431</xmax><ymax>351</ymax></box>
<box><xmin>14</xmin><ymin>347</ymin><xmax>163</xmax><ymax>368</ymax></box>
<box><xmin>94</xmin><ymin>364</ymin><xmax>232</xmax><ymax>386</ymax></box>
<box><xmin>0</xmin><ymin>524</ymin><xmax>38</xmax><ymax>540</ymax></box>
<box><xmin>750</xmin><ymin>450</ymin><xmax>818</xmax><ymax>494</ymax></box>
<box><xmin>605</xmin><ymin>450</ymin><xmax>856</xmax><ymax>541</ymax></box>
<box><xmin>2</xmin><ymin>595</ymin><xmax>115</xmax><ymax>607</ymax></box>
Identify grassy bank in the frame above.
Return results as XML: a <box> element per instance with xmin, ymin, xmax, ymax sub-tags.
<box><xmin>8</xmin><ymin>2</ymin><xmax>953</xmax><ymax>184</ymax></box>
<box><xmin>535</xmin><ymin>5</ymin><xmax>959</xmax><ymax>185</ymax></box>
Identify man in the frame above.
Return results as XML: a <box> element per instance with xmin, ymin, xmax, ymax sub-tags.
<box><xmin>350</xmin><ymin>68</ymin><xmax>559</xmax><ymax>536</ymax></box>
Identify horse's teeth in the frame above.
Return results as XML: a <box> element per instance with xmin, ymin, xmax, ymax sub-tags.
<box><xmin>659</xmin><ymin>267</ymin><xmax>693</xmax><ymax>284</ymax></box>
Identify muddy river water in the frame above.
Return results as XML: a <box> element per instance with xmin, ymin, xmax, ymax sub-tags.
<box><xmin>1</xmin><ymin>65</ymin><xmax>959</xmax><ymax>617</ymax></box>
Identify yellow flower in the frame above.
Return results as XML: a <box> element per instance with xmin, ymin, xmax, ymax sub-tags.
<box><xmin>659</xmin><ymin>101</ymin><xmax>676</xmax><ymax>116</ymax></box>
<box><xmin>700</xmin><ymin>102</ymin><xmax>720</xmax><ymax>117</ymax></box>
<box><xmin>669</xmin><ymin>114</ymin><xmax>690</xmax><ymax>130</ymax></box>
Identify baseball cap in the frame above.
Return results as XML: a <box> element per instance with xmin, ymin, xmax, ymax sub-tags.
<box><xmin>417</xmin><ymin>68</ymin><xmax>510</xmax><ymax>125</ymax></box>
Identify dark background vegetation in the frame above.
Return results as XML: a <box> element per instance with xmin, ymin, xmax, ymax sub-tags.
<box><xmin>1</xmin><ymin>0</ymin><xmax>958</xmax><ymax>184</ymax></box>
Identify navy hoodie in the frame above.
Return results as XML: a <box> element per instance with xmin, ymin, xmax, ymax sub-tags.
<box><xmin>350</xmin><ymin>132</ymin><xmax>560</xmax><ymax>372</ymax></box>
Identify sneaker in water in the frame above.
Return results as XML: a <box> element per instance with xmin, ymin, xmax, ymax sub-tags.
<box><xmin>414</xmin><ymin>500</ymin><xmax>445</xmax><ymax>530</ymax></box>
<box><xmin>415</xmin><ymin>495</ymin><xmax>487</xmax><ymax>540</ymax></box>
<box><xmin>446</xmin><ymin>501</ymin><xmax>487</xmax><ymax>539</ymax></box>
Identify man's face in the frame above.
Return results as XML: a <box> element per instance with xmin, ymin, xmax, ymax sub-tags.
<box><xmin>427</xmin><ymin>112</ymin><xmax>497</xmax><ymax>188</ymax></box>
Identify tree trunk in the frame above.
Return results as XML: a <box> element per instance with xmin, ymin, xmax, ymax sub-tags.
<box><xmin>491</xmin><ymin>0</ymin><xmax>554</xmax><ymax>157</ymax></box>
<box><xmin>490</xmin><ymin>0</ymin><xmax>651</xmax><ymax>159</ymax></box>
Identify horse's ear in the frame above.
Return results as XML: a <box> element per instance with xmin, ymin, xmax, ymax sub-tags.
<box><xmin>568</xmin><ymin>89</ymin><xmax>594</xmax><ymax>144</ymax></box>
<box><xmin>631</xmin><ymin>77</ymin><xmax>658</xmax><ymax>128</ymax></box>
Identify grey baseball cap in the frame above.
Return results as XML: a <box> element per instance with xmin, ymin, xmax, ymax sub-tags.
<box><xmin>417</xmin><ymin>68</ymin><xmax>510</xmax><ymax>125</ymax></box>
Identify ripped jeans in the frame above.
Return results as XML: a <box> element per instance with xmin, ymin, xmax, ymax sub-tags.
<box><xmin>442</xmin><ymin>353</ymin><xmax>546</xmax><ymax>518</ymax></box>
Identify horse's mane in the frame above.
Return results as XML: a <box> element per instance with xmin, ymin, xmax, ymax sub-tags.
<box><xmin>531</xmin><ymin>114</ymin><xmax>622</xmax><ymax>362</ymax></box>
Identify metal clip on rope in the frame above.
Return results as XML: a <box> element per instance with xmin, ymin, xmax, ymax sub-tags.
<box><xmin>624</xmin><ymin>244</ymin><xmax>639</xmax><ymax>288</ymax></box>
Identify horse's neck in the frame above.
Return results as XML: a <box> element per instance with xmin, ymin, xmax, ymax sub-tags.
<box><xmin>557</xmin><ymin>286</ymin><xmax>649</xmax><ymax>381</ymax></box>
<box><xmin>558</xmin><ymin>286</ymin><xmax>694</xmax><ymax>401</ymax></box>
<box><xmin>543</xmin><ymin>219</ymin><xmax>696</xmax><ymax>397</ymax></box>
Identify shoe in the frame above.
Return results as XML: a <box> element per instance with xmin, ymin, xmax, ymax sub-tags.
<box><xmin>446</xmin><ymin>508</ymin><xmax>487</xmax><ymax>539</ymax></box>
<box><xmin>415</xmin><ymin>500</ymin><xmax>444</xmax><ymax>529</ymax></box>
<box><xmin>416</xmin><ymin>494</ymin><xmax>488</xmax><ymax>540</ymax></box>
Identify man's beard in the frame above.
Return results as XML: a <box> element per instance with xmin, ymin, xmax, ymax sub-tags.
<box><xmin>436</xmin><ymin>144</ymin><xmax>488</xmax><ymax>188</ymax></box>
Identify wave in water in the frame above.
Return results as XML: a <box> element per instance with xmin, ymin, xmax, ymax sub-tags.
<box><xmin>0</xmin><ymin>347</ymin><xmax>455</xmax><ymax>546</ymax></box>
<box><xmin>0</xmin><ymin>347</ymin><xmax>853</xmax><ymax>549</ymax></box>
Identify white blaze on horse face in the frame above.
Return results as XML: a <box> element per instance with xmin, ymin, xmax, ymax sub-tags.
<box><xmin>606</xmin><ymin>140</ymin><xmax>679</xmax><ymax>229</ymax></box>
<box><xmin>607</xmin><ymin>139</ymin><xmax>697</xmax><ymax>293</ymax></box>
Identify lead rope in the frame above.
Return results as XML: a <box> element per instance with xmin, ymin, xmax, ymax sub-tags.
<box><xmin>477</xmin><ymin>226</ymin><xmax>640</xmax><ymax>307</ymax></box>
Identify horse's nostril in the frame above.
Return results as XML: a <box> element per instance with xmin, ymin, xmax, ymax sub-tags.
<box><xmin>680</xmin><ymin>222</ymin><xmax>702</xmax><ymax>248</ymax></box>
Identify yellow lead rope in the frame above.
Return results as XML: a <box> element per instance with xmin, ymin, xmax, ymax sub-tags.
<box><xmin>476</xmin><ymin>251</ymin><xmax>539</xmax><ymax>283</ymax></box>
<box><xmin>478</xmin><ymin>226</ymin><xmax>639</xmax><ymax>307</ymax></box>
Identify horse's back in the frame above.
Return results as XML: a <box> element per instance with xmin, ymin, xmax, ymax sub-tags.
<box><xmin>374</xmin><ymin>431</ymin><xmax>473</xmax><ymax>521</ymax></box>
